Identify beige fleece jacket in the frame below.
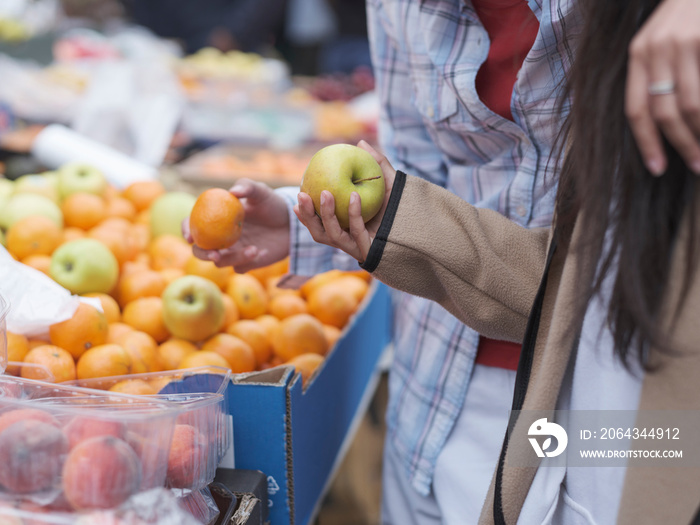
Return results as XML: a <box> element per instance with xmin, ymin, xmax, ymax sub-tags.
<box><xmin>362</xmin><ymin>172</ymin><xmax>700</xmax><ymax>525</ymax></box>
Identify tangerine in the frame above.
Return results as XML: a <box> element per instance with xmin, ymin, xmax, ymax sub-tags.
<box><xmin>272</xmin><ymin>313</ymin><xmax>328</xmax><ymax>362</ymax></box>
<box><xmin>61</xmin><ymin>226</ymin><xmax>86</xmax><ymax>244</ymax></box>
<box><xmin>149</xmin><ymin>234</ymin><xmax>191</xmax><ymax>270</ymax></box>
<box><xmin>61</xmin><ymin>193</ymin><xmax>107</xmax><ymax>230</ymax></box>
<box><xmin>105</xmin><ymin>197</ymin><xmax>137</xmax><ymax>221</ymax></box>
<box><xmin>22</xmin><ymin>345</ymin><xmax>77</xmax><ymax>383</ymax></box>
<box><xmin>122</xmin><ymin>180</ymin><xmax>165</xmax><ymax>212</ymax></box>
<box><xmin>226</xmin><ymin>273</ymin><xmax>268</xmax><ymax>319</ymax></box>
<box><xmin>221</xmin><ymin>293</ymin><xmax>239</xmax><ymax>327</ymax></box>
<box><xmin>121</xmin><ymin>297</ymin><xmax>170</xmax><ymax>343</ymax></box>
<box><xmin>225</xmin><ymin>319</ymin><xmax>272</xmax><ymax>366</ymax></box>
<box><xmin>21</xmin><ymin>254</ymin><xmax>52</xmax><ymax>275</ymax></box>
<box><xmin>106</xmin><ymin>322</ymin><xmax>134</xmax><ymax>344</ymax></box>
<box><xmin>6</xmin><ymin>216</ymin><xmax>62</xmax><ymax>260</ymax></box>
<box><xmin>109</xmin><ymin>379</ymin><xmax>157</xmax><ymax>395</ymax></box>
<box><xmin>189</xmin><ymin>188</ymin><xmax>245</xmax><ymax>250</ymax></box>
<box><xmin>76</xmin><ymin>344</ymin><xmax>132</xmax><ymax>379</ymax></box>
<box><xmin>6</xmin><ymin>332</ymin><xmax>29</xmax><ymax>375</ymax></box>
<box><xmin>184</xmin><ymin>254</ymin><xmax>234</xmax><ymax>290</ymax></box>
<box><xmin>307</xmin><ymin>282</ymin><xmax>359</xmax><ymax>329</ymax></box>
<box><xmin>268</xmin><ymin>293</ymin><xmax>308</xmax><ymax>320</ymax></box>
<box><xmin>201</xmin><ymin>334</ymin><xmax>256</xmax><ymax>373</ymax></box>
<box><xmin>287</xmin><ymin>353</ymin><xmax>325</xmax><ymax>387</ymax></box>
<box><xmin>116</xmin><ymin>269</ymin><xmax>167</xmax><ymax>308</ymax></box>
<box><xmin>49</xmin><ymin>303</ymin><xmax>109</xmax><ymax>359</ymax></box>
<box><xmin>158</xmin><ymin>338</ymin><xmax>197</xmax><ymax>370</ymax></box>
<box><xmin>177</xmin><ymin>351</ymin><xmax>231</xmax><ymax>371</ymax></box>
<box><xmin>83</xmin><ymin>292</ymin><xmax>121</xmax><ymax>323</ymax></box>
<box><xmin>116</xmin><ymin>330</ymin><xmax>162</xmax><ymax>374</ymax></box>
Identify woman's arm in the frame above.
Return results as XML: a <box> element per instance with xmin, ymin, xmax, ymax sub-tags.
<box><xmin>295</xmin><ymin>144</ymin><xmax>551</xmax><ymax>342</ymax></box>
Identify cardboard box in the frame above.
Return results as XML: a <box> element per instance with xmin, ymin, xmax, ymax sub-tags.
<box><xmin>225</xmin><ymin>282</ymin><xmax>392</xmax><ymax>525</ymax></box>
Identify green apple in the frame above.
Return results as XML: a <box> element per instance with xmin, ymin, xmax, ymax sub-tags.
<box><xmin>57</xmin><ymin>163</ymin><xmax>107</xmax><ymax>199</ymax></box>
<box><xmin>14</xmin><ymin>174</ymin><xmax>60</xmax><ymax>202</ymax></box>
<box><xmin>0</xmin><ymin>193</ymin><xmax>63</xmax><ymax>230</ymax></box>
<box><xmin>300</xmin><ymin>144</ymin><xmax>385</xmax><ymax>230</ymax></box>
<box><xmin>50</xmin><ymin>239</ymin><xmax>119</xmax><ymax>294</ymax></box>
<box><xmin>150</xmin><ymin>191</ymin><xmax>197</xmax><ymax>238</ymax></box>
<box><xmin>161</xmin><ymin>275</ymin><xmax>225</xmax><ymax>342</ymax></box>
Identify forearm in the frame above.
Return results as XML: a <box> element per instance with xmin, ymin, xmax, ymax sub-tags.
<box><xmin>363</xmin><ymin>172</ymin><xmax>551</xmax><ymax>342</ymax></box>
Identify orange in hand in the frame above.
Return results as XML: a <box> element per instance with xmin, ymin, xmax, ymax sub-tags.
<box><xmin>189</xmin><ymin>188</ymin><xmax>245</xmax><ymax>250</ymax></box>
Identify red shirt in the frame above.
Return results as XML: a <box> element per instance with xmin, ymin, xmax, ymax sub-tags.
<box><xmin>471</xmin><ymin>0</ymin><xmax>538</xmax><ymax>369</ymax></box>
<box><xmin>471</xmin><ymin>0</ymin><xmax>539</xmax><ymax>121</ymax></box>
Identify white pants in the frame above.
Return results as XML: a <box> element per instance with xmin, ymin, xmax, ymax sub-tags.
<box><xmin>382</xmin><ymin>364</ymin><xmax>516</xmax><ymax>525</ymax></box>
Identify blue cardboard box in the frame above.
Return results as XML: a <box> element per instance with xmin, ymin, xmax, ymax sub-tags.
<box><xmin>225</xmin><ymin>282</ymin><xmax>392</xmax><ymax>525</ymax></box>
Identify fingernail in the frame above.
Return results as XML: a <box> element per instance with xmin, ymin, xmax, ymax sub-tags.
<box><xmin>350</xmin><ymin>192</ymin><xmax>359</xmax><ymax>204</ymax></box>
<box><xmin>320</xmin><ymin>192</ymin><xmax>327</xmax><ymax>205</ymax></box>
<box><xmin>647</xmin><ymin>159</ymin><xmax>664</xmax><ymax>176</ymax></box>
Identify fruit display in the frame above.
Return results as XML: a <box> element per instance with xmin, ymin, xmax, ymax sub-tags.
<box><xmin>0</xmin><ymin>163</ymin><xmax>373</xmax><ymax>389</ymax></box>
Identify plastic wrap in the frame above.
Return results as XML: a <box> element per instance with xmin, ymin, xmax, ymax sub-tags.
<box><xmin>0</xmin><ymin>376</ymin><xmax>180</xmax><ymax>509</ymax></box>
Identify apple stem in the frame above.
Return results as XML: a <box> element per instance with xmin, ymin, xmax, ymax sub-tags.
<box><xmin>353</xmin><ymin>176</ymin><xmax>382</xmax><ymax>184</ymax></box>
<box><xmin>184</xmin><ymin>294</ymin><xmax>195</xmax><ymax>304</ymax></box>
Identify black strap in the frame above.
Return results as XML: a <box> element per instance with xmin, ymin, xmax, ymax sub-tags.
<box><xmin>494</xmin><ymin>234</ymin><xmax>559</xmax><ymax>525</ymax></box>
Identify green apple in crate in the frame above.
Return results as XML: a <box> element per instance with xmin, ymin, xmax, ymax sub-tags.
<box><xmin>50</xmin><ymin>239</ymin><xmax>119</xmax><ymax>294</ymax></box>
<box><xmin>57</xmin><ymin>163</ymin><xmax>107</xmax><ymax>199</ymax></box>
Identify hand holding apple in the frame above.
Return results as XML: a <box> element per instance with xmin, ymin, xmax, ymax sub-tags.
<box><xmin>182</xmin><ymin>178</ymin><xmax>291</xmax><ymax>273</ymax></box>
<box><xmin>300</xmin><ymin>143</ymin><xmax>385</xmax><ymax>230</ymax></box>
<box><xmin>294</xmin><ymin>140</ymin><xmax>395</xmax><ymax>263</ymax></box>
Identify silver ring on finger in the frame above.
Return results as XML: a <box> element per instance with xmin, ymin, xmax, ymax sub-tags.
<box><xmin>648</xmin><ymin>80</ymin><xmax>676</xmax><ymax>96</ymax></box>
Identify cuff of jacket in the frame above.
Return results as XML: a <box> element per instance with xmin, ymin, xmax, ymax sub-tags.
<box><xmin>360</xmin><ymin>170</ymin><xmax>407</xmax><ymax>273</ymax></box>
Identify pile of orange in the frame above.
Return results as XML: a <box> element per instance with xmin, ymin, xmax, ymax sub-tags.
<box><xmin>3</xmin><ymin>172</ymin><xmax>372</xmax><ymax>389</ymax></box>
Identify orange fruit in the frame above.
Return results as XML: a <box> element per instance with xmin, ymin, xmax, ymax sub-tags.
<box><xmin>107</xmin><ymin>322</ymin><xmax>134</xmax><ymax>344</ymax></box>
<box><xmin>158</xmin><ymin>338</ymin><xmax>198</xmax><ymax>370</ymax></box>
<box><xmin>105</xmin><ymin>197</ymin><xmax>137</xmax><ymax>221</ymax></box>
<box><xmin>307</xmin><ymin>283</ymin><xmax>359</xmax><ymax>329</ymax></box>
<box><xmin>335</xmin><ymin>274</ymin><xmax>370</xmax><ymax>302</ymax></box>
<box><xmin>62</xmin><ymin>193</ymin><xmax>107</xmax><ymax>230</ymax></box>
<box><xmin>121</xmin><ymin>297</ymin><xmax>170</xmax><ymax>343</ymax></box>
<box><xmin>83</xmin><ymin>293</ymin><xmax>121</xmax><ymax>323</ymax></box>
<box><xmin>160</xmin><ymin>267</ymin><xmax>185</xmax><ymax>284</ymax></box>
<box><xmin>149</xmin><ymin>234</ymin><xmax>191</xmax><ymax>271</ymax></box>
<box><xmin>246</xmin><ymin>258</ymin><xmax>290</xmax><ymax>286</ymax></box>
<box><xmin>28</xmin><ymin>339</ymin><xmax>50</xmax><ymax>349</ymax></box>
<box><xmin>346</xmin><ymin>269</ymin><xmax>372</xmax><ymax>282</ymax></box>
<box><xmin>21</xmin><ymin>254</ymin><xmax>52</xmax><ymax>275</ymax></box>
<box><xmin>256</xmin><ymin>314</ymin><xmax>281</xmax><ymax>340</ymax></box>
<box><xmin>268</xmin><ymin>293</ymin><xmax>308</xmax><ymax>320</ymax></box>
<box><xmin>94</xmin><ymin>217</ymin><xmax>132</xmax><ymax>232</ymax></box>
<box><xmin>89</xmin><ymin>226</ymin><xmax>138</xmax><ymax>267</ymax></box>
<box><xmin>201</xmin><ymin>334</ymin><xmax>256</xmax><ymax>373</ymax></box>
<box><xmin>221</xmin><ymin>294</ymin><xmax>239</xmax><ymax>327</ymax></box>
<box><xmin>6</xmin><ymin>332</ymin><xmax>29</xmax><ymax>375</ymax></box>
<box><xmin>76</xmin><ymin>344</ymin><xmax>132</xmax><ymax>379</ymax></box>
<box><xmin>184</xmin><ymin>255</ymin><xmax>234</xmax><ymax>290</ymax></box>
<box><xmin>287</xmin><ymin>353</ymin><xmax>325</xmax><ymax>387</ymax></box>
<box><xmin>189</xmin><ymin>188</ymin><xmax>245</xmax><ymax>250</ymax></box>
<box><xmin>135</xmin><ymin>209</ymin><xmax>150</xmax><ymax>225</ymax></box>
<box><xmin>225</xmin><ymin>320</ymin><xmax>272</xmax><ymax>366</ymax></box>
<box><xmin>6</xmin><ymin>216</ymin><xmax>62</xmax><ymax>260</ymax></box>
<box><xmin>49</xmin><ymin>303</ymin><xmax>109</xmax><ymax>359</ymax></box>
<box><xmin>109</xmin><ymin>379</ymin><xmax>157</xmax><ymax>395</ymax></box>
<box><xmin>265</xmin><ymin>275</ymin><xmax>302</xmax><ymax>299</ymax></box>
<box><xmin>115</xmin><ymin>330</ymin><xmax>162</xmax><ymax>374</ymax></box>
<box><xmin>271</xmin><ymin>313</ymin><xmax>328</xmax><ymax>362</ymax></box>
<box><xmin>62</xmin><ymin>227</ymin><xmax>86</xmax><ymax>244</ymax></box>
<box><xmin>226</xmin><ymin>273</ymin><xmax>268</xmax><ymax>319</ymax></box>
<box><xmin>129</xmin><ymin>223</ymin><xmax>150</xmax><ymax>253</ymax></box>
<box><xmin>22</xmin><ymin>345</ymin><xmax>77</xmax><ymax>383</ymax></box>
<box><xmin>120</xmin><ymin>260</ymin><xmax>151</xmax><ymax>279</ymax></box>
<box><xmin>177</xmin><ymin>351</ymin><xmax>231</xmax><ymax>371</ymax></box>
<box><xmin>104</xmin><ymin>185</ymin><xmax>120</xmax><ymax>201</ymax></box>
<box><xmin>122</xmin><ymin>180</ymin><xmax>165</xmax><ymax>212</ymax></box>
<box><xmin>299</xmin><ymin>270</ymin><xmax>343</xmax><ymax>299</ymax></box>
<box><xmin>149</xmin><ymin>376</ymin><xmax>172</xmax><ymax>392</ymax></box>
<box><xmin>117</xmin><ymin>270</ymin><xmax>167</xmax><ymax>308</ymax></box>
<box><xmin>323</xmin><ymin>324</ymin><xmax>342</xmax><ymax>348</ymax></box>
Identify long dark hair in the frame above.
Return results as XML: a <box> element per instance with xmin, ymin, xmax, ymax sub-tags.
<box><xmin>556</xmin><ymin>0</ymin><xmax>697</xmax><ymax>368</ymax></box>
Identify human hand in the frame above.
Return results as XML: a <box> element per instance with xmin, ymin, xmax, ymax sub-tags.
<box><xmin>182</xmin><ymin>178</ymin><xmax>291</xmax><ymax>272</ymax></box>
<box><xmin>626</xmin><ymin>0</ymin><xmax>700</xmax><ymax>175</ymax></box>
<box><xmin>293</xmin><ymin>140</ymin><xmax>396</xmax><ymax>263</ymax></box>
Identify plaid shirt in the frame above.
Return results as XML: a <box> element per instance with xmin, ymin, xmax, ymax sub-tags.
<box><xmin>278</xmin><ymin>0</ymin><xmax>581</xmax><ymax>496</ymax></box>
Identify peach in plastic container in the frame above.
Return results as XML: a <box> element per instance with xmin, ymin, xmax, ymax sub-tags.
<box><xmin>65</xmin><ymin>367</ymin><xmax>232</xmax><ymax>491</ymax></box>
<box><xmin>0</xmin><ymin>375</ymin><xmax>180</xmax><ymax>510</ymax></box>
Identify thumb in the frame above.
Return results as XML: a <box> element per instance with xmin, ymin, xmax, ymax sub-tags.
<box><xmin>229</xmin><ymin>178</ymin><xmax>271</xmax><ymax>204</ymax></box>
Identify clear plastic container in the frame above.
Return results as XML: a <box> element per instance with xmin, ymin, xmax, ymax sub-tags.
<box><xmin>0</xmin><ymin>376</ymin><xmax>181</xmax><ymax>510</ymax></box>
<box><xmin>4</xmin><ymin>361</ymin><xmax>56</xmax><ymax>382</ymax></box>
<box><xmin>65</xmin><ymin>368</ymin><xmax>232</xmax><ymax>491</ymax></box>
<box><xmin>0</xmin><ymin>293</ymin><xmax>9</xmax><ymax>374</ymax></box>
